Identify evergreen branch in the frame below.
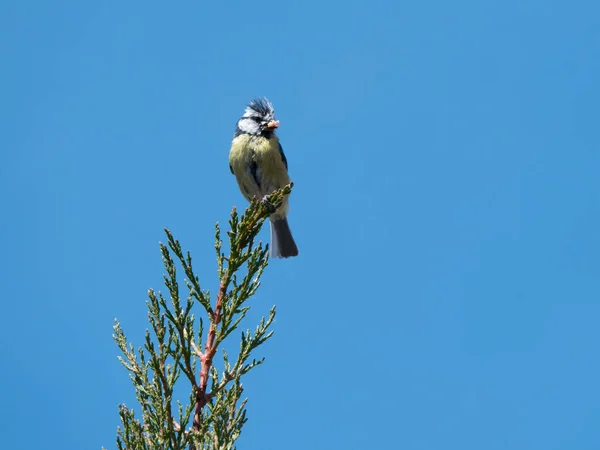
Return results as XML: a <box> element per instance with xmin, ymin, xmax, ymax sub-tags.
<box><xmin>110</xmin><ymin>184</ymin><xmax>293</xmax><ymax>450</ymax></box>
<box><xmin>190</xmin><ymin>185</ymin><xmax>292</xmax><ymax>438</ymax></box>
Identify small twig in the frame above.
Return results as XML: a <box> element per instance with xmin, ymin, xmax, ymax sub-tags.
<box><xmin>190</xmin><ymin>341</ymin><xmax>204</xmax><ymax>361</ymax></box>
<box><xmin>211</xmin><ymin>371</ymin><xmax>235</xmax><ymax>397</ymax></box>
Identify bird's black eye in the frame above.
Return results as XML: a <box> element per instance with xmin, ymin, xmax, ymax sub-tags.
<box><xmin>251</xmin><ymin>116</ymin><xmax>262</xmax><ymax>122</ymax></box>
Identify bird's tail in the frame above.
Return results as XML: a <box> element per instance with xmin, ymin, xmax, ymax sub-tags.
<box><xmin>270</xmin><ymin>218</ymin><xmax>299</xmax><ymax>258</ymax></box>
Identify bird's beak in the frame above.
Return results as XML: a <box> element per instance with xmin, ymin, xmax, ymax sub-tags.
<box><xmin>266</xmin><ymin>120</ymin><xmax>279</xmax><ymax>129</ymax></box>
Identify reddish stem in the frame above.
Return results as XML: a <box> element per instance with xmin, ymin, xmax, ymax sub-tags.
<box><xmin>191</xmin><ymin>275</ymin><xmax>227</xmax><ymax>432</ymax></box>
<box><xmin>190</xmin><ymin>207</ymin><xmax>263</xmax><ymax>445</ymax></box>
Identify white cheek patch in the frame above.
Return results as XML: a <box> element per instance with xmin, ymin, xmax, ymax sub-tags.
<box><xmin>238</xmin><ymin>118</ymin><xmax>259</xmax><ymax>134</ymax></box>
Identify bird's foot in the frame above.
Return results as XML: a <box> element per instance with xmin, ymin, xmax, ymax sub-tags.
<box><xmin>261</xmin><ymin>196</ymin><xmax>276</xmax><ymax>214</ymax></box>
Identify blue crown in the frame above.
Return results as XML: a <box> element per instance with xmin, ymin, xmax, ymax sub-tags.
<box><xmin>247</xmin><ymin>97</ymin><xmax>274</xmax><ymax>117</ymax></box>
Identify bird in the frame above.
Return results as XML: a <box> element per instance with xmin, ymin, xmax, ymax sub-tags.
<box><xmin>228</xmin><ymin>97</ymin><xmax>299</xmax><ymax>258</ymax></box>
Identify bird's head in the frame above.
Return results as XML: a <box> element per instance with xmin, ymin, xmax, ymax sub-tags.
<box><xmin>235</xmin><ymin>97</ymin><xmax>279</xmax><ymax>137</ymax></box>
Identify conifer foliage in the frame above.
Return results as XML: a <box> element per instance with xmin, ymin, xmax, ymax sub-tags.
<box><xmin>109</xmin><ymin>184</ymin><xmax>293</xmax><ymax>450</ymax></box>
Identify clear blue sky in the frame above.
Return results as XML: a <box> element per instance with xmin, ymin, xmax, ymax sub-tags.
<box><xmin>1</xmin><ymin>0</ymin><xmax>599</xmax><ymax>448</ymax></box>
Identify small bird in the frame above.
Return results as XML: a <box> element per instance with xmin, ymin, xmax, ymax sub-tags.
<box><xmin>229</xmin><ymin>98</ymin><xmax>299</xmax><ymax>258</ymax></box>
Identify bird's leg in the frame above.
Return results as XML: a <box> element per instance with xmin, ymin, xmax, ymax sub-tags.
<box><xmin>261</xmin><ymin>196</ymin><xmax>277</xmax><ymax>214</ymax></box>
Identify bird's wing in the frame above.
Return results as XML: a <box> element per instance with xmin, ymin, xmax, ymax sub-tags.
<box><xmin>248</xmin><ymin>151</ymin><xmax>262</xmax><ymax>190</ymax></box>
<box><xmin>278</xmin><ymin>142</ymin><xmax>288</xmax><ymax>171</ymax></box>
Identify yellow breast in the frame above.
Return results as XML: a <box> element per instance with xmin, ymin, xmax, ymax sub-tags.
<box><xmin>229</xmin><ymin>134</ymin><xmax>290</xmax><ymax>189</ymax></box>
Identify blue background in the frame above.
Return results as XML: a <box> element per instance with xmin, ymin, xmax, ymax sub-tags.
<box><xmin>2</xmin><ymin>0</ymin><xmax>599</xmax><ymax>448</ymax></box>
